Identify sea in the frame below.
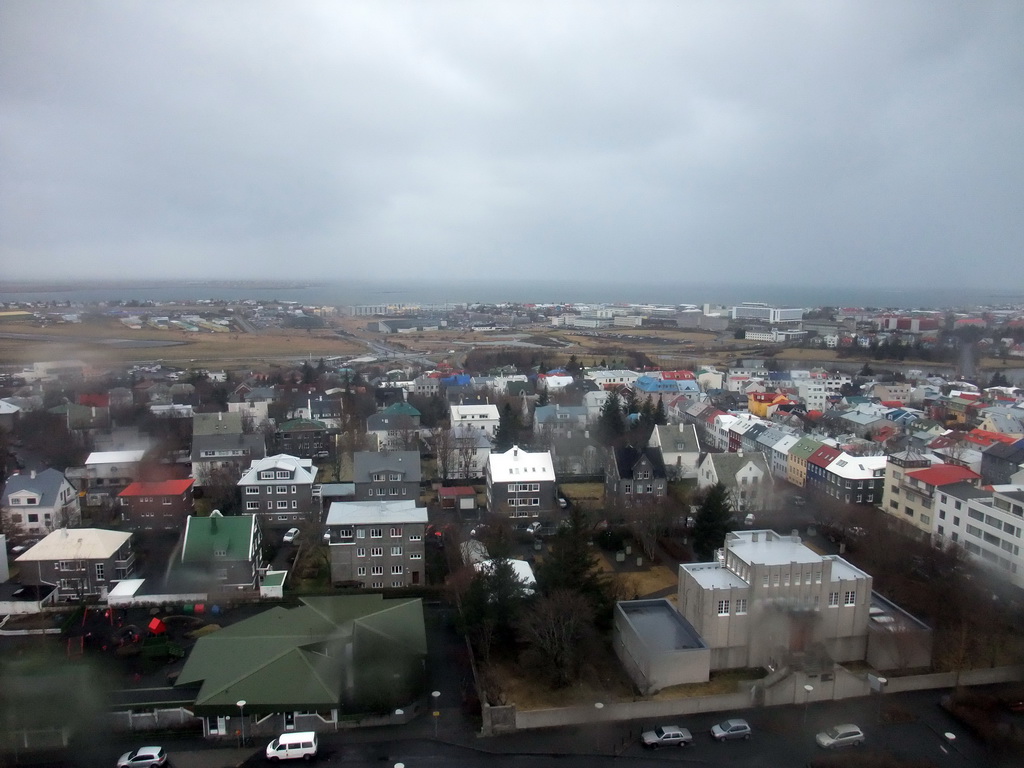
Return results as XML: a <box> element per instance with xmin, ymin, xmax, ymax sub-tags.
<box><xmin>1</xmin><ymin>278</ymin><xmax>1021</xmax><ymax>311</ymax></box>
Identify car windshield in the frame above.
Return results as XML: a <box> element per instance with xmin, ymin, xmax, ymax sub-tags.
<box><xmin>826</xmin><ymin>727</ymin><xmax>842</xmax><ymax>738</ymax></box>
<box><xmin>654</xmin><ymin>727</ymin><xmax>668</xmax><ymax>737</ymax></box>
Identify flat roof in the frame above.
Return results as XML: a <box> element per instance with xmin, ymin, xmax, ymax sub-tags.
<box><xmin>619</xmin><ymin>599</ymin><xmax>707</xmax><ymax>652</ymax></box>
<box><xmin>682</xmin><ymin>562</ymin><xmax>749</xmax><ymax>590</ymax></box>
<box><xmin>326</xmin><ymin>499</ymin><xmax>428</xmax><ymax>525</ymax></box>
<box><xmin>827</xmin><ymin>556</ymin><xmax>871</xmax><ymax>582</ymax></box>
<box><xmin>728</xmin><ymin>531</ymin><xmax>820</xmax><ymax>566</ymax></box>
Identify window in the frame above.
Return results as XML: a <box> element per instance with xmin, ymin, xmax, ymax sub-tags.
<box><xmin>371</xmin><ymin>547</ymin><xmax>383</xmax><ymax>557</ymax></box>
<box><xmin>357</xmin><ymin>529</ymin><xmax>366</xmax><ymax>538</ymax></box>
<box><xmin>762</xmin><ymin>575</ymin><xmax>769</xmax><ymax>587</ymax></box>
<box><xmin>783</xmin><ymin>574</ymin><xmax>790</xmax><ymax>586</ymax></box>
<box><xmin>390</xmin><ymin>527</ymin><xmax>403</xmax><ymax>538</ymax></box>
<box><xmin>372</xmin><ymin>472</ymin><xmax>387</xmax><ymax>482</ymax></box>
<box><xmin>409</xmin><ymin>533</ymin><xmax>422</xmax><ymax>542</ymax></box>
<box><xmin>27</xmin><ymin>513</ymin><xmax>38</xmax><ymax>523</ymax></box>
<box><xmin>370</xmin><ymin>528</ymin><xmax>382</xmax><ymax>538</ymax></box>
<box><xmin>391</xmin><ymin>565</ymin><xmax>404</xmax><ymax>574</ymax></box>
<box><xmin>391</xmin><ymin>546</ymin><xmax>403</xmax><ymax>556</ymax></box>
<box><xmin>356</xmin><ymin>567</ymin><xmax>366</xmax><ymax>576</ymax></box>
<box><xmin>246</xmin><ymin>501</ymin><xmax>260</xmax><ymax>510</ymax></box>
<box><xmin>356</xmin><ymin>548</ymin><xmax>366</xmax><ymax>558</ymax></box>
<box><xmin>371</xmin><ymin>565</ymin><xmax>384</xmax><ymax>576</ymax></box>
<box><xmin>246</xmin><ymin>486</ymin><xmax>259</xmax><ymax>494</ymax></box>
<box><xmin>623</xmin><ymin>483</ymin><xmax>632</xmax><ymax>494</ymax></box>
<box><xmin>389</xmin><ymin>473</ymin><xmax>402</xmax><ymax>481</ymax></box>
<box><xmin>844</xmin><ymin>591</ymin><xmax>856</xmax><ymax>606</ymax></box>
<box><xmin>260</xmin><ymin>470</ymin><xmax>275</xmax><ymax>480</ymax></box>
<box><xmin>276</xmin><ymin>500</ymin><xmax>288</xmax><ymax>509</ymax></box>
<box><xmin>59</xmin><ymin>560</ymin><xmax>83</xmax><ymax>571</ymax></box>
<box><xmin>772</xmin><ymin>573</ymin><xmax>780</xmax><ymax>587</ymax></box>
<box><xmin>717</xmin><ymin>600</ymin><xmax>730</xmax><ymax>615</ymax></box>
<box><xmin>736</xmin><ymin>599</ymin><xmax>747</xmax><ymax>614</ymax></box>
<box><xmin>410</xmin><ymin>553</ymin><xmax>422</xmax><ymax>560</ymax></box>
<box><xmin>275</xmin><ymin>470</ymin><xmax>290</xmax><ymax>479</ymax></box>
<box><xmin>828</xmin><ymin>592</ymin><xmax>840</xmax><ymax>607</ymax></box>
<box><xmin>339</xmin><ymin>528</ymin><xmax>353</xmax><ymax>539</ymax></box>
<box><xmin>291</xmin><ymin>485</ymin><xmax>296</xmax><ymax>493</ymax></box>
<box><xmin>95</xmin><ymin>563</ymin><xmax>105</xmax><ymax>581</ymax></box>
<box><xmin>276</xmin><ymin>485</ymin><xmax>288</xmax><ymax>494</ymax></box>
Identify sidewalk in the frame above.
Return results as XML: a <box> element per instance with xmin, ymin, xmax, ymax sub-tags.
<box><xmin>169</xmin><ymin>747</ymin><xmax>256</xmax><ymax>768</ymax></box>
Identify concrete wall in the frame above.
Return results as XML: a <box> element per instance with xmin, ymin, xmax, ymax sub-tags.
<box><xmin>613</xmin><ymin>612</ymin><xmax>710</xmax><ymax>693</ymax></box>
<box><xmin>508</xmin><ymin>665</ymin><xmax>1024</xmax><ymax>732</ymax></box>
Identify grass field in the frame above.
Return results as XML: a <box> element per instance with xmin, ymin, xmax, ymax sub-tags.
<box><xmin>0</xmin><ymin>316</ymin><xmax>364</xmax><ymax>368</ymax></box>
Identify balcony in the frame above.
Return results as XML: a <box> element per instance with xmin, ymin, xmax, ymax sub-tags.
<box><xmin>115</xmin><ymin>552</ymin><xmax>136</xmax><ymax>571</ymax></box>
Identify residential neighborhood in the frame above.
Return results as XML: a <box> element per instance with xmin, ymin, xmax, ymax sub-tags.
<box><xmin>2</xmin><ymin>296</ymin><xmax>1024</xmax><ymax>765</ymax></box>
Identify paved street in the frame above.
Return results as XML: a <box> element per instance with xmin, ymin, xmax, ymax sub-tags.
<box><xmin>58</xmin><ymin>685</ymin><xmax>1015</xmax><ymax>768</ymax></box>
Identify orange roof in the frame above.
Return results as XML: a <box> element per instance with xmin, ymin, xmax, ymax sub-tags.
<box><xmin>906</xmin><ymin>464</ymin><xmax>980</xmax><ymax>487</ymax></box>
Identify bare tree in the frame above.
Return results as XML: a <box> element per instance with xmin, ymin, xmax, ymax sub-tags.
<box><xmin>454</xmin><ymin>425</ymin><xmax>481</xmax><ymax>480</ymax></box>
<box><xmin>629</xmin><ymin>496</ymin><xmax>675</xmax><ymax>561</ymax></box>
<box><xmin>431</xmin><ymin>426</ymin><xmax>454</xmax><ymax>483</ymax></box>
<box><xmin>517</xmin><ymin>588</ymin><xmax>597</xmax><ymax>688</ymax></box>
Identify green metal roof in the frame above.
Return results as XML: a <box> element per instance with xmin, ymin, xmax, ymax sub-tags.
<box><xmin>382</xmin><ymin>402</ymin><xmax>421</xmax><ymax>417</ymax></box>
<box><xmin>181</xmin><ymin>514</ymin><xmax>256</xmax><ymax>564</ymax></box>
<box><xmin>176</xmin><ymin>595</ymin><xmax>426</xmax><ymax>713</ymax></box>
<box><xmin>789</xmin><ymin>436</ymin><xmax>824</xmax><ymax>459</ymax></box>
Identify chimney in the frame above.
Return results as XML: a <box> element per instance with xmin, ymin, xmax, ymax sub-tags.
<box><xmin>752</xmin><ymin>531</ymin><xmax>758</xmax><ymax>542</ymax></box>
<box><xmin>218</xmin><ymin>412</ymin><xmax>222</xmax><ymax>421</ymax></box>
<box><xmin>30</xmin><ymin>470</ymin><xmax>36</xmax><ymax>480</ymax></box>
<box><xmin>513</xmin><ymin>446</ymin><xmax>518</xmax><ymax>458</ymax></box>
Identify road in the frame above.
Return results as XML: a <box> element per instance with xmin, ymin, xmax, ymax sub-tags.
<box><xmin>59</xmin><ymin>686</ymin><xmax>1013</xmax><ymax>768</ymax></box>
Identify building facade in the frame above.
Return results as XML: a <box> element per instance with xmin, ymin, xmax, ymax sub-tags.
<box><xmin>325</xmin><ymin>500</ymin><xmax>427</xmax><ymax>589</ymax></box>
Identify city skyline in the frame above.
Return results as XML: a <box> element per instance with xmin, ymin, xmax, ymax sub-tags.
<box><xmin>2</xmin><ymin>2</ymin><xmax>1023</xmax><ymax>290</ymax></box>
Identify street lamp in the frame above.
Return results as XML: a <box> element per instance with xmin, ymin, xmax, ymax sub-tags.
<box><xmin>431</xmin><ymin>691</ymin><xmax>441</xmax><ymax>738</ymax></box>
<box><xmin>236</xmin><ymin>700</ymin><xmax>247</xmax><ymax>746</ymax></box>
<box><xmin>802</xmin><ymin>685</ymin><xmax>814</xmax><ymax>725</ymax></box>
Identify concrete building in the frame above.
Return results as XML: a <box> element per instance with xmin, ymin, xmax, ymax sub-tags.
<box><xmin>238</xmin><ymin>454</ymin><xmax>319</xmax><ymax>526</ymax></box>
<box><xmin>1</xmin><ymin>469</ymin><xmax>80</xmax><ymax>537</ymax></box>
<box><xmin>485</xmin><ymin>446</ymin><xmax>557</xmax><ymax>519</ymax></box>
<box><xmin>678</xmin><ymin>530</ymin><xmax>873</xmax><ymax>670</ymax></box>
<box><xmin>880</xmin><ymin>453</ymin><xmax>980</xmax><ymax>538</ymax></box>
<box><xmin>325</xmin><ymin>500</ymin><xmax>427</xmax><ymax>589</ymax></box>
<box><xmin>934</xmin><ymin>483</ymin><xmax>1024</xmax><ymax>589</ymax></box>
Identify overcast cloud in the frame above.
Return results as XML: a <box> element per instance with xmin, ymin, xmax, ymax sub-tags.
<box><xmin>2</xmin><ymin>1</ymin><xmax>1022</xmax><ymax>291</ymax></box>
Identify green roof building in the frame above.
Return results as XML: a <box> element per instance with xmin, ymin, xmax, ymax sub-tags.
<box><xmin>176</xmin><ymin>595</ymin><xmax>427</xmax><ymax>735</ymax></box>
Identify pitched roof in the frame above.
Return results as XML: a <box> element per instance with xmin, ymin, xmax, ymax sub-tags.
<box><xmin>181</xmin><ymin>513</ymin><xmax>257</xmax><ymax>563</ymax></box>
<box><xmin>175</xmin><ymin>595</ymin><xmax>426</xmax><ymax>712</ymax></box>
<box><xmin>1</xmin><ymin>468</ymin><xmax>69</xmax><ymax>506</ymax></box>
<box><xmin>238</xmin><ymin>454</ymin><xmax>318</xmax><ymax>484</ymax></box>
<box><xmin>612</xmin><ymin>445</ymin><xmax>667</xmax><ymax>479</ymax></box>
<box><xmin>487</xmin><ymin>446</ymin><xmax>555</xmax><ymax>483</ymax></box>
<box><xmin>119</xmin><ymin>479</ymin><xmax>195</xmax><ymax>497</ymax></box>
<box><xmin>906</xmin><ymin>464</ymin><xmax>981</xmax><ymax>487</ymax></box>
<box><xmin>352</xmin><ymin>451</ymin><xmax>422</xmax><ymax>482</ymax></box>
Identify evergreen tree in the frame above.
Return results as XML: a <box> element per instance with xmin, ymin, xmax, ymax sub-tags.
<box><xmin>494</xmin><ymin>403</ymin><xmax>520</xmax><ymax>451</ymax></box>
<box><xmin>597</xmin><ymin>390</ymin><xmax>626</xmax><ymax>446</ymax></box>
<box><xmin>459</xmin><ymin>555</ymin><xmax>531</xmax><ymax>661</ymax></box>
<box><xmin>536</xmin><ymin>388</ymin><xmax>550</xmax><ymax>407</ymax></box>
<box><xmin>654</xmin><ymin>398</ymin><xmax>668</xmax><ymax>426</ymax></box>
<box><xmin>693</xmin><ymin>483</ymin><xmax>732</xmax><ymax>561</ymax></box>
<box><xmin>536</xmin><ymin>505</ymin><xmax>613</xmax><ymax>625</ymax></box>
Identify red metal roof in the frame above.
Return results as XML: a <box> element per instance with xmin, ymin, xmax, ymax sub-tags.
<box><xmin>906</xmin><ymin>464</ymin><xmax>980</xmax><ymax>487</ymax></box>
<box><xmin>438</xmin><ymin>486</ymin><xmax>475</xmax><ymax>498</ymax></box>
<box><xmin>808</xmin><ymin>445</ymin><xmax>842</xmax><ymax>468</ymax></box>
<box><xmin>119</xmin><ymin>479</ymin><xmax>195</xmax><ymax>497</ymax></box>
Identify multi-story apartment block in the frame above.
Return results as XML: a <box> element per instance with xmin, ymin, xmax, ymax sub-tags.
<box><xmin>486</xmin><ymin>446</ymin><xmax>557</xmax><ymax>518</ymax></box>
<box><xmin>678</xmin><ymin>530</ymin><xmax>873</xmax><ymax>670</ymax></box>
<box><xmin>274</xmin><ymin>418</ymin><xmax>330</xmax><ymax>458</ymax></box>
<box><xmin>324</xmin><ymin>499</ymin><xmax>427</xmax><ymax>589</ymax></box>
<box><xmin>449</xmin><ymin>403</ymin><xmax>500</xmax><ymax>437</ymax></box>
<box><xmin>180</xmin><ymin>512</ymin><xmax>263</xmax><ymax>590</ymax></box>
<box><xmin>16</xmin><ymin>528</ymin><xmax>134</xmax><ymax>600</ymax></box>
<box><xmin>352</xmin><ymin>451</ymin><xmax>421</xmax><ymax>502</ymax></box>
<box><xmin>238</xmin><ymin>454</ymin><xmax>319</xmax><ymax>526</ymax></box>
<box><xmin>191</xmin><ymin>431</ymin><xmax>266</xmax><ymax>484</ymax></box>
<box><xmin>83</xmin><ymin>449</ymin><xmax>147</xmax><ymax>505</ymax></box>
<box><xmin>880</xmin><ymin>452</ymin><xmax>980</xmax><ymax>538</ymax></box>
<box><xmin>806</xmin><ymin>445</ymin><xmax>842</xmax><ymax>497</ymax></box>
<box><xmin>118</xmin><ymin>479</ymin><xmax>195</xmax><ymax>531</ymax></box>
<box><xmin>934</xmin><ymin>484</ymin><xmax>1024</xmax><ymax>589</ymax></box>
<box><xmin>823</xmin><ymin>454</ymin><xmax>886</xmax><ymax>505</ymax></box>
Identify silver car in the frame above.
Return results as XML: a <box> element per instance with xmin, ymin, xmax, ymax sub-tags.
<box><xmin>816</xmin><ymin>723</ymin><xmax>865</xmax><ymax>749</ymax></box>
<box><xmin>711</xmin><ymin>718</ymin><xmax>751</xmax><ymax>741</ymax></box>
<box><xmin>641</xmin><ymin>725</ymin><xmax>693</xmax><ymax>748</ymax></box>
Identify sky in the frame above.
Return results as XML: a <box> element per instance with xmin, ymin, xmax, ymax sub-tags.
<box><xmin>2</xmin><ymin>1</ymin><xmax>1023</xmax><ymax>292</ymax></box>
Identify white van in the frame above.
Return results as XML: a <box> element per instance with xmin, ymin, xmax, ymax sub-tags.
<box><xmin>265</xmin><ymin>731</ymin><xmax>318</xmax><ymax>761</ymax></box>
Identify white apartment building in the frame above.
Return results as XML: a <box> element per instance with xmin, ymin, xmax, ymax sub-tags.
<box><xmin>449</xmin><ymin>403</ymin><xmax>500</xmax><ymax>437</ymax></box>
<box><xmin>935</xmin><ymin>484</ymin><xmax>1024</xmax><ymax>589</ymax></box>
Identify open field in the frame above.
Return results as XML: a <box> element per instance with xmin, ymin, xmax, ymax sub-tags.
<box><xmin>0</xmin><ymin>316</ymin><xmax>364</xmax><ymax>368</ymax></box>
